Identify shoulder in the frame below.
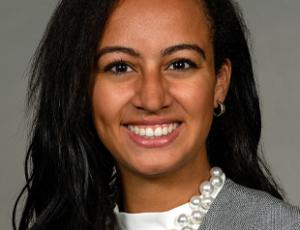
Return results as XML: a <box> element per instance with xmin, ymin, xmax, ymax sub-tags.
<box><xmin>228</xmin><ymin>179</ymin><xmax>300</xmax><ymax>229</ymax></box>
<box><xmin>200</xmin><ymin>179</ymin><xmax>300</xmax><ymax>230</ymax></box>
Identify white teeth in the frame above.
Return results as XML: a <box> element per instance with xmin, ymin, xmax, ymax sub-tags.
<box><xmin>140</xmin><ymin>128</ymin><xmax>146</xmax><ymax>136</ymax></box>
<box><xmin>127</xmin><ymin>123</ymin><xmax>179</xmax><ymax>138</ymax></box>
<box><xmin>134</xmin><ymin>126</ymin><xmax>139</xmax><ymax>135</ymax></box>
<box><xmin>168</xmin><ymin>124</ymin><xmax>173</xmax><ymax>133</ymax></box>
<box><xmin>146</xmin><ymin>128</ymin><xmax>154</xmax><ymax>137</ymax></box>
<box><xmin>162</xmin><ymin>127</ymin><xmax>168</xmax><ymax>135</ymax></box>
<box><xmin>154</xmin><ymin>127</ymin><xmax>162</xmax><ymax>137</ymax></box>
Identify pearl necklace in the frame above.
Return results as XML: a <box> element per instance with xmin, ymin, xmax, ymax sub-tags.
<box><xmin>170</xmin><ymin>167</ymin><xmax>226</xmax><ymax>230</ymax></box>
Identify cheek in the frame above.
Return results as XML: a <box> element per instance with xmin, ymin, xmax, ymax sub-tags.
<box><xmin>91</xmin><ymin>79</ymin><xmax>129</xmax><ymax>134</ymax></box>
<box><xmin>171</xmin><ymin>76</ymin><xmax>215</xmax><ymax>119</ymax></box>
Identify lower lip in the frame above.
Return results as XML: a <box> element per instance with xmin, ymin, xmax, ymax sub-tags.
<box><xmin>124</xmin><ymin>124</ymin><xmax>182</xmax><ymax>148</ymax></box>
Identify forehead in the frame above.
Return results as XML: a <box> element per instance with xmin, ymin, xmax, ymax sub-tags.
<box><xmin>100</xmin><ymin>0</ymin><xmax>212</xmax><ymax>49</ymax></box>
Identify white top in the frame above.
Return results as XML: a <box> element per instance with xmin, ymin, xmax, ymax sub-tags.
<box><xmin>114</xmin><ymin>174</ymin><xmax>225</xmax><ymax>230</ymax></box>
<box><xmin>116</xmin><ymin>202</ymin><xmax>193</xmax><ymax>230</ymax></box>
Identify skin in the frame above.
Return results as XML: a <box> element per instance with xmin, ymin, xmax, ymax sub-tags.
<box><xmin>92</xmin><ymin>0</ymin><xmax>231</xmax><ymax>212</ymax></box>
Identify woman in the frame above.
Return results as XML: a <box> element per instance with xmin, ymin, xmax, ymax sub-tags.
<box><xmin>13</xmin><ymin>0</ymin><xmax>300</xmax><ymax>229</ymax></box>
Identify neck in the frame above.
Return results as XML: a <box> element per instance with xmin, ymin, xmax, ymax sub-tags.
<box><xmin>118</xmin><ymin>151</ymin><xmax>210</xmax><ymax>213</ymax></box>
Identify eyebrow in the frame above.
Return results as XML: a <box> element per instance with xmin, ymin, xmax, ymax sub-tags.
<box><xmin>96</xmin><ymin>43</ymin><xmax>206</xmax><ymax>60</ymax></box>
<box><xmin>96</xmin><ymin>46</ymin><xmax>141</xmax><ymax>59</ymax></box>
<box><xmin>161</xmin><ymin>44</ymin><xmax>206</xmax><ymax>60</ymax></box>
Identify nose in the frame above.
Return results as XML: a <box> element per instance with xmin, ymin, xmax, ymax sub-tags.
<box><xmin>132</xmin><ymin>70</ymin><xmax>171</xmax><ymax>112</ymax></box>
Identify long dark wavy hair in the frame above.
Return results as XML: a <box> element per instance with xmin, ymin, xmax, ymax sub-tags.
<box><xmin>13</xmin><ymin>0</ymin><xmax>284</xmax><ymax>229</ymax></box>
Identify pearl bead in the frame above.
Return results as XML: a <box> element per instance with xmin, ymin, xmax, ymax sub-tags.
<box><xmin>177</xmin><ymin>214</ymin><xmax>189</xmax><ymax>226</ymax></box>
<box><xmin>199</xmin><ymin>181</ymin><xmax>213</xmax><ymax>195</ymax></box>
<box><xmin>201</xmin><ymin>197</ymin><xmax>214</xmax><ymax>210</ymax></box>
<box><xmin>210</xmin><ymin>176</ymin><xmax>223</xmax><ymax>188</ymax></box>
<box><xmin>189</xmin><ymin>196</ymin><xmax>201</xmax><ymax>209</ymax></box>
<box><xmin>182</xmin><ymin>226</ymin><xmax>194</xmax><ymax>230</ymax></box>
<box><xmin>191</xmin><ymin>210</ymin><xmax>204</xmax><ymax>224</ymax></box>
<box><xmin>169</xmin><ymin>167</ymin><xmax>225</xmax><ymax>230</ymax></box>
<box><xmin>210</xmin><ymin>167</ymin><xmax>223</xmax><ymax>177</ymax></box>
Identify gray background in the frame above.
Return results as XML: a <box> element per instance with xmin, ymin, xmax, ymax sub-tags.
<box><xmin>0</xmin><ymin>0</ymin><xmax>299</xmax><ymax>229</ymax></box>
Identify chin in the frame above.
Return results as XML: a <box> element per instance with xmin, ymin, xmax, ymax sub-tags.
<box><xmin>126</xmin><ymin>156</ymin><xmax>187</xmax><ymax>178</ymax></box>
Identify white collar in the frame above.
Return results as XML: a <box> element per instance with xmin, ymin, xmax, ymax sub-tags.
<box><xmin>115</xmin><ymin>202</ymin><xmax>192</xmax><ymax>230</ymax></box>
<box><xmin>114</xmin><ymin>171</ymin><xmax>225</xmax><ymax>230</ymax></box>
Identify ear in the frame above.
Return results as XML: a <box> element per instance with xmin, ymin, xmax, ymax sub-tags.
<box><xmin>213</xmin><ymin>59</ymin><xmax>232</xmax><ymax>108</ymax></box>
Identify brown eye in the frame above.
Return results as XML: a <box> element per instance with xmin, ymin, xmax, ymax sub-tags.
<box><xmin>168</xmin><ymin>59</ymin><xmax>197</xmax><ymax>71</ymax></box>
<box><xmin>104</xmin><ymin>61</ymin><xmax>134</xmax><ymax>74</ymax></box>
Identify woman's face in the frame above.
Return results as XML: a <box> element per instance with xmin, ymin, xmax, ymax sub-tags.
<box><xmin>92</xmin><ymin>0</ymin><xmax>231</xmax><ymax>178</ymax></box>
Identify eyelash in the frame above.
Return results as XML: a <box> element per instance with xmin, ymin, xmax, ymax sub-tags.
<box><xmin>103</xmin><ymin>58</ymin><xmax>198</xmax><ymax>75</ymax></box>
<box><xmin>166</xmin><ymin>58</ymin><xmax>198</xmax><ymax>71</ymax></box>
<box><xmin>103</xmin><ymin>59</ymin><xmax>134</xmax><ymax>74</ymax></box>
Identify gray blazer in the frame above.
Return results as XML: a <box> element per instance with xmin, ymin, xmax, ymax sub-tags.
<box><xmin>198</xmin><ymin>179</ymin><xmax>300</xmax><ymax>230</ymax></box>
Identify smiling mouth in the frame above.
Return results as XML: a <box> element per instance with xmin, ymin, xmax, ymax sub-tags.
<box><xmin>125</xmin><ymin>122</ymin><xmax>181</xmax><ymax>139</ymax></box>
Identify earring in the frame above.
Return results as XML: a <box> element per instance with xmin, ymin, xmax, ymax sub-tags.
<box><xmin>214</xmin><ymin>101</ymin><xmax>226</xmax><ymax>117</ymax></box>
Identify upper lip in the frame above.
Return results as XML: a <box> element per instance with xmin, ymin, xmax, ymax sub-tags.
<box><xmin>122</xmin><ymin>118</ymin><xmax>182</xmax><ymax>126</ymax></box>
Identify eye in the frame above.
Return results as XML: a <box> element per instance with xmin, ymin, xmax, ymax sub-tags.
<box><xmin>168</xmin><ymin>59</ymin><xmax>198</xmax><ymax>71</ymax></box>
<box><xmin>104</xmin><ymin>60</ymin><xmax>134</xmax><ymax>74</ymax></box>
